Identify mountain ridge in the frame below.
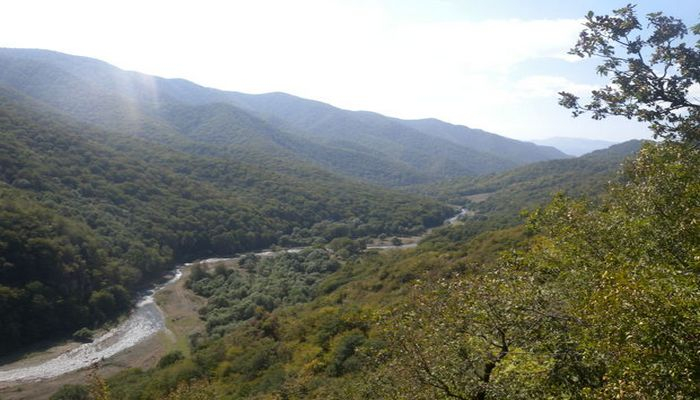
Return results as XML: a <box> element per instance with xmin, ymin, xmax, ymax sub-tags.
<box><xmin>532</xmin><ymin>136</ymin><xmax>619</xmax><ymax>156</ymax></box>
<box><xmin>0</xmin><ymin>48</ymin><xmax>569</xmax><ymax>186</ymax></box>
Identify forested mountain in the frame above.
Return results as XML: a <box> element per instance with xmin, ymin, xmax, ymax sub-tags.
<box><xmin>0</xmin><ymin>47</ymin><xmax>568</xmax><ymax>358</ymax></box>
<box><xmin>223</xmin><ymin>92</ymin><xmax>564</xmax><ymax>179</ymax></box>
<box><xmin>399</xmin><ymin>118</ymin><xmax>567</xmax><ymax>164</ymax></box>
<box><xmin>532</xmin><ymin>136</ymin><xmax>618</xmax><ymax>156</ymax></box>
<box><xmin>0</xmin><ymin>48</ymin><xmax>567</xmax><ymax>186</ymax></box>
<box><xmin>7</xmin><ymin>4</ymin><xmax>691</xmax><ymax>399</ymax></box>
<box><xmin>416</xmin><ymin>140</ymin><xmax>643</xmax><ymax>248</ymax></box>
<box><xmin>0</xmin><ymin>85</ymin><xmax>450</xmax><ymax>354</ymax></box>
<box><xmin>423</xmin><ymin>140</ymin><xmax>640</xmax><ymax>207</ymax></box>
<box><xmin>103</xmin><ymin>141</ymin><xmax>697</xmax><ymax>400</ymax></box>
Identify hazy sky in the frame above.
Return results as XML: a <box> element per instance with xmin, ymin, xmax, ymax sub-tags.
<box><xmin>1</xmin><ymin>0</ymin><xmax>697</xmax><ymax>141</ymax></box>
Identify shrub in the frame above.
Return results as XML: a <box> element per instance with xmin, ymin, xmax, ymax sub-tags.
<box><xmin>72</xmin><ymin>327</ymin><xmax>94</xmax><ymax>343</ymax></box>
<box><xmin>158</xmin><ymin>350</ymin><xmax>185</xmax><ymax>368</ymax></box>
<box><xmin>50</xmin><ymin>384</ymin><xmax>90</xmax><ymax>400</ymax></box>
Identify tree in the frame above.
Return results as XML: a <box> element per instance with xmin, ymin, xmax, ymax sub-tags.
<box><xmin>359</xmin><ymin>5</ymin><xmax>700</xmax><ymax>400</ymax></box>
<box><xmin>328</xmin><ymin>237</ymin><xmax>365</xmax><ymax>258</ymax></box>
<box><xmin>366</xmin><ymin>263</ymin><xmax>569</xmax><ymax>400</ymax></box>
<box><xmin>526</xmin><ymin>149</ymin><xmax>700</xmax><ymax>398</ymax></box>
<box><xmin>559</xmin><ymin>4</ymin><xmax>700</xmax><ymax>141</ymax></box>
<box><xmin>158</xmin><ymin>350</ymin><xmax>185</xmax><ymax>368</ymax></box>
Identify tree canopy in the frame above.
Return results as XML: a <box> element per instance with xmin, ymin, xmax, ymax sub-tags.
<box><xmin>50</xmin><ymin>5</ymin><xmax>700</xmax><ymax>400</ymax></box>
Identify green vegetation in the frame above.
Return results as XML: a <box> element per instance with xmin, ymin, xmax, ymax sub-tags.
<box><xmin>417</xmin><ymin>140</ymin><xmax>642</xmax><ymax>251</ymax></box>
<box><xmin>72</xmin><ymin>328</ymin><xmax>95</xmax><ymax>343</ymax></box>
<box><xmin>158</xmin><ymin>351</ymin><xmax>186</xmax><ymax>369</ymax></box>
<box><xmin>188</xmin><ymin>249</ymin><xmax>342</xmax><ymax>337</ymax></box>
<box><xmin>558</xmin><ymin>5</ymin><xmax>699</xmax><ymax>142</ymax></box>
<box><xmin>49</xmin><ymin>384</ymin><xmax>91</xmax><ymax>400</ymax></box>
<box><xmin>368</xmin><ymin>140</ymin><xmax>698</xmax><ymax>399</ymax></box>
<box><xmin>0</xmin><ymin>86</ymin><xmax>450</xmax><ymax>354</ymax></box>
<box><xmin>0</xmin><ymin>48</ymin><xmax>566</xmax><ymax>187</ymax></box>
<box><xmin>104</xmin><ymin>141</ymin><xmax>698</xmax><ymax>399</ymax></box>
<box><xmin>90</xmin><ymin>5</ymin><xmax>698</xmax><ymax>399</ymax></box>
<box><xmin>104</xmin><ymin>223</ymin><xmax>528</xmax><ymax>399</ymax></box>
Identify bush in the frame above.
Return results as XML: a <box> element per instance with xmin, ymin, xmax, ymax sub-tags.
<box><xmin>327</xmin><ymin>332</ymin><xmax>366</xmax><ymax>376</ymax></box>
<box><xmin>158</xmin><ymin>350</ymin><xmax>185</xmax><ymax>368</ymax></box>
<box><xmin>50</xmin><ymin>384</ymin><xmax>90</xmax><ymax>400</ymax></box>
<box><xmin>72</xmin><ymin>327</ymin><xmax>94</xmax><ymax>343</ymax></box>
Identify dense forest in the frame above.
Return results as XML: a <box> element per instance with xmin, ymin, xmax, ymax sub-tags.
<box><xmin>99</xmin><ymin>130</ymin><xmax>698</xmax><ymax>399</ymax></box>
<box><xmin>0</xmin><ymin>86</ymin><xmax>450</xmax><ymax>354</ymax></box>
<box><xmin>187</xmin><ymin>249</ymin><xmax>344</xmax><ymax>337</ymax></box>
<box><xmin>0</xmin><ymin>47</ymin><xmax>566</xmax><ymax>187</ymax></box>
<box><xmin>0</xmin><ymin>4</ymin><xmax>696</xmax><ymax>400</ymax></box>
<box><xmin>0</xmin><ymin>45</ymin><xmax>565</xmax><ymax>356</ymax></box>
<box><xmin>415</xmin><ymin>140</ymin><xmax>642</xmax><ymax>251</ymax></box>
<box><xmin>42</xmin><ymin>6</ymin><xmax>696</xmax><ymax>400</ymax></box>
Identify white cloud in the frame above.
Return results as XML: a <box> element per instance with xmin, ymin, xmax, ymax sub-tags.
<box><xmin>513</xmin><ymin>75</ymin><xmax>598</xmax><ymax>99</ymax></box>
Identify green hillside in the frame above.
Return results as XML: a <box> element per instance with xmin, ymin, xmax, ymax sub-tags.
<box><xmin>223</xmin><ymin>93</ymin><xmax>523</xmax><ymax>179</ymax></box>
<box><xmin>225</xmin><ymin>92</ymin><xmax>568</xmax><ymax>180</ymax></box>
<box><xmin>399</xmin><ymin>117</ymin><xmax>566</xmax><ymax>164</ymax></box>
<box><xmin>416</xmin><ymin>140</ymin><xmax>643</xmax><ymax>249</ymax></box>
<box><xmin>102</xmin><ymin>139</ymin><xmax>698</xmax><ymax>400</ymax></box>
<box><xmin>93</xmin><ymin>135</ymin><xmax>647</xmax><ymax>400</ymax></box>
<box><xmin>2</xmin><ymin>3</ymin><xmax>692</xmax><ymax>399</ymax></box>
<box><xmin>0</xmin><ymin>48</ymin><xmax>567</xmax><ymax>186</ymax></box>
<box><xmin>0</xmin><ymin>86</ymin><xmax>450</xmax><ymax>354</ymax></box>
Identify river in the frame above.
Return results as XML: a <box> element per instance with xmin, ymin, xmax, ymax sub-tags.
<box><xmin>0</xmin><ymin>208</ymin><xmax>466</xmax><ymax>383</ymax></box>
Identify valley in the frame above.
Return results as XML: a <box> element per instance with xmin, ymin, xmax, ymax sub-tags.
<box><xmin>0</xmin><ymin>206</ymin><xmax>465</xmax><ymax>389</ymax></box>
<box><xmin>0</xmin><ymin>5</ymin><xmax>698</xmax><ymax>397</ymax></box>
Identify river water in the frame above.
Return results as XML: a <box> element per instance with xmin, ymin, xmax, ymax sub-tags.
<box><xmin>0</xmin><ymin>268</ymin><xmax>187</xmax><ymax>383</ymax></box>
<box><xmin>0</xmin><ymin>252</ymin><xmax>302</xmax><ymax>383</ymax></box>
<box><xmin>0</xmin><ymin>208</ymin><xmax>465</xmax><ymax>383</ymax></box>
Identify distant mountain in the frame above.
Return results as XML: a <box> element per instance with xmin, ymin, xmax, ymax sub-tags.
<box><xmin>421</xmin><ymin>140</ymin><xmax>644</xmax><ymax>224</ymax></box>
<box><xmin>0</xmin><ymin>48</ymin><xmax>568</xmax><ymax>186</ymax></box>
<box><xmin>400</xmin><ymin>118</ymin><xmax>566</xmax><ymax>164</ymax></box>
<box><xmin>531</xmin><ymin>137</ymin><xmax>619</xmax><ymax>156</ymax></box>
<box><xmin>222</xmin><ymin>92</ymin><xmax>568</xmax><ymax>179</ymax></box>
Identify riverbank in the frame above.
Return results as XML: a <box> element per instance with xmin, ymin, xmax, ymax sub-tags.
<box><xmin>0</xmin><ymin>266</ymin><xmax>206</xmax><ymax>399</ymax></box>
<box><xmin>0</xmin><ymin>209</ymin><xmax>468</xmax><ymax>397</ymax></box>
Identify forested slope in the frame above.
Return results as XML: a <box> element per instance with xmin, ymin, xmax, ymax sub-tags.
<box><xmin>0</xmin><ymin>48</ymin><xmax>567</xmax><ymax>186</ymax></box>
<box><xmin>399</xmin><ymin>117</ymin><xmax>566</xmax><ymax>164</ymax></box>
<box><xmin>408</xmin><ymin>140</ymin><xmax>643</xmax><ymax>250</ymax></box>
<box><xmin>224</xmin><ymin>91</ymin><xmax>567</xmax><ymax>179</ymax></box>
<box><xmin>92</xmin><ymin>138</ymin><xmax>647</xmax><ymax>400</ymax></box>
<box><xmin>49</xmin><ymin>5</ymin><xmax>700</xmax><ymax>399</ymax></box>
<box><xmin>100</xmin><ymin>140</ymin><xmax>698</xmax><ymax>400</ymax></box>
<box><xmin>0</xmin><ymin>86</ymin><xmax>450</xmax><ymax>354</ymax></box>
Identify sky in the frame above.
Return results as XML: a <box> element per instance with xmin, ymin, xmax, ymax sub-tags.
<box><xmin>1</xmin><ymin>0</ymin><xmax>698</xmax><ymax>141</ymax></box>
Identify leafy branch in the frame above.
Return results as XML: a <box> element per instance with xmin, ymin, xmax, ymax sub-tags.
<box><xmin>559</xmin><ymin>4</ymin><xmax>700</xmax><ymax>141</ymax></box>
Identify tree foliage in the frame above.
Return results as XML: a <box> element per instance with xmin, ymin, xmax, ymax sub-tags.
<box><xmin>370</xmin><ymin>5</ymin><xmax>700</xmax><ymax>399</ymax></box>
<box><xmin>188</xmin><ymin>249</ymin><xmax>342</xmax><ymax>337</ymax></box>
<box><xmin>525</xmin><ymin>142</ymin><xmax>699</xmax><ymax>398</ymax></box>
<box><xmin>51</xmin><ymin>5</ymin><xmax>700</xmax><ymax>400</ymax></box>
<box><xmin>49</xmin><ymin>384</ymin><xmax>91</xmax><ymax>400</ymax></box>
<box><xmin>0</xmin><ymin>85</ymin><xmax>450</xmax><ymax>354</ymax></box>
<box><xmin>559</xmin><ymin>4</ymin><xmax>700</xmax><ymax>141</ymax></box>
<box><xmin>369</xmin><ymin>139</ymin><xmax>699</xmax><ymax>399</ymax></box>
